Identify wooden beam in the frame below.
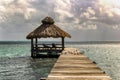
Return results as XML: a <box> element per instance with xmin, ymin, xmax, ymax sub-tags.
<box><xmin>62</xmin><ymin>37</ymin><xmax>64</xmax><ymax>50</ymax></box>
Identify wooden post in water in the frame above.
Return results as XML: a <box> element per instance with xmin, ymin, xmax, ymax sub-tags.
<box><xmin>62</xmin><ymin>37</ymin><xmax>64</xmax><ymax>50</ymax></box>
<box><xmin>31</xmin><ymin>39</ymin><xmax>34</xmax><ymax>57</ymax></box>
<box><xmin>35</xmin><ymin>37</ymin><xmax>38</xmax><ymax>49</ymax></box>
<box><xmin>34</xmin><ymin>37</ymin><xmax>38</xmax><ymax>57</ymax></box>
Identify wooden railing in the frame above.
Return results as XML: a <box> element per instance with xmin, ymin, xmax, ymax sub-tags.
<box><xmin>32</xmin><ymin>44</ymin><xmax>64</xmax><ymax>51</ymax></box>
<box><xmin>35</xmin><ymin>43</ymin><xmax>62</xmax><ymax>46</ymax></box>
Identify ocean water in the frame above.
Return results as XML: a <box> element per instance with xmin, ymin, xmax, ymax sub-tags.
<box><xmin>0</xmin><ymin>43</ymin><xmax>57</xmax><ymax>80</ymax></box>
<box><xmin>0</xmin><ymin>42</ymin><xmax>120</xmax><ymax>80</ymax></box>
<box><xmin>67</xmin><ymin>43</ymin><xmax>120</xmax><ymax>80</ymax></box>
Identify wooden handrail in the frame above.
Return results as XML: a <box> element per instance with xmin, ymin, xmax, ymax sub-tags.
<box><xmin>36</xmin><ymin>47</ymin><xmax>63</xmax><ymax>48</ymax></box>
<box><xmin>34</xmin><ymin>44</ymin><xmax>62</xmax><ymax>45</ymax></box>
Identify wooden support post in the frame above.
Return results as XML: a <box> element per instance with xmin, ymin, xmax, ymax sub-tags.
<box><xmin>34</xmin><ymin>37</ymin><xmax>38</xmax><ymax>57</ymax></box>
<box><xmin>31</xmin><ymin>39</ymin><xmax>34</xmax><ymax>57</ymax></box>
<box><xmin>35</xmin><ymin>37</ymin><xmax>38</xmax><ymax>49</ymax></box>
<box><xmin>62</xmin><ymin>37</ymin><xmax>64</xmax><ymax>50</ymax></box>
<box><xmin>40</xmin><ymin>77</ymin><xmax>46</xmax><ymax>80</ymax></box>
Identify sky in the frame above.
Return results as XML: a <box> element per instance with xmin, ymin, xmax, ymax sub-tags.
<box><xmin>0</xmin><ymin>0</ymin><xmax>120</xmax><ymax>41</ymax></box>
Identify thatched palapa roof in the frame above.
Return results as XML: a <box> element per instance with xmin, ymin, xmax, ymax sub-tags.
<box><xmin>26</xmin><ymin>17</ymin><xmax>71</xmax><ymax>39</ymax></box>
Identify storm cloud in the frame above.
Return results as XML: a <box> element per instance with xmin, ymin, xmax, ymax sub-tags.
<box><xmin>0</xmin><ymin>0</ymin><xmax>120</xmax><ymax>41</ymax></box>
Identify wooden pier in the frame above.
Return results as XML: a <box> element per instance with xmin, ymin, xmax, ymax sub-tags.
<box><xmin>46</xmin><ymin>48</ymin><xmax>112</xmax><ymax>80</ymax></box>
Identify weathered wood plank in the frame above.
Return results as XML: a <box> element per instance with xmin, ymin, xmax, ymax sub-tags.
<box><xmin>56</xmin><ymin>60</ymin><xmax>93</xmax><ymax>63</ymax></box>
<box><xmin>53</xmin><ymin>67</ymin><xmax>100</xmax><ymax>70</ymax></box>
<box><xmin>49</xmin><ymin>73</ymin><xmax>108</xmax><ymax>76</ymax></box>
<box><xmin>51</xmin><ymin>71</ymin><xmax>104</xmax><ymax>74</ymax></box>
<box><xmin>51</xmin><ymin>69</ymin><xmax>104</xmax><ymax>73</ymax></box>
<box><xmin>47</xmin><ymin>77</ymin><xmax>112</xmax><ymax>80</ymax></box>
<box><xmin>53</xmin><ymin>64</ymin><xmax>98</xmax><ymax>68</ymax></box>
<box><xmin>51</xmin><ymin>68</ymin><xmax>102</xmax><ymax>71</ymax></box>
<box><xmin>54</xmin><ymin>63</ymin><xmax>97</xmax><ymax>66</ymax></box>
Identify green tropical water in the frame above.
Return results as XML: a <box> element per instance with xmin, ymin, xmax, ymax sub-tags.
<box><xmin>0</xmin><ymin>42</ymin><xmax>120</xmax><ymax>80</ymax></box>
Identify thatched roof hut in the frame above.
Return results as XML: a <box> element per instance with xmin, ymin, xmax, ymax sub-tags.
<box><xmin>26</xmin><ymin>17</ymin><xmax>71</xmax><ymax>58</ymax></box>
<box><xmin>26</xmin><ymin>17</ymin><xmax>71</xmax><ymax>39</ymax></box>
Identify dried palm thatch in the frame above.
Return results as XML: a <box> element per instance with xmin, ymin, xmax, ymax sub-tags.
<box><xmin>26</xmin><ymin>17</ymin><xmax>71</xmax><ymax>39</ymax></box>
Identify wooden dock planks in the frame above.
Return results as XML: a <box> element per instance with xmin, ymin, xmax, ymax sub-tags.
<box><xmin>46</xmin><ymin>48</ymin><xmax>112</xmax><ymax>80</ymax></box>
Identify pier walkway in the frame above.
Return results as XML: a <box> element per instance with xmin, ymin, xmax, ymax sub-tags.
<box><xmin>46</xmin><ymin>48</ymin><xmax>112</xmax><ymax>80</ymax></box>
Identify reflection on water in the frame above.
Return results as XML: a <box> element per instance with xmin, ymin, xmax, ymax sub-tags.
<box><xmin>0</xmin><ymin>57</ymin><xmax>57</xmax><ymax>80</ymax></box>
